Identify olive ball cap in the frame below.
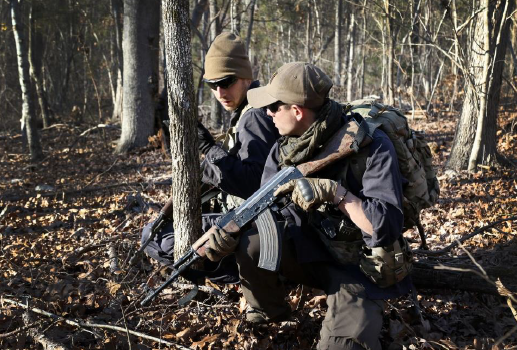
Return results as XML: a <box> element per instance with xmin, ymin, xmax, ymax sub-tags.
<box><xmin>247</xmin><ymin>62</ymin><xmax>333</xmax><ymax>109</ymax></box>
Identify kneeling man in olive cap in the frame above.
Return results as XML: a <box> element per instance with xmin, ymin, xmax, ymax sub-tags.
<box><xmin>227</xmin><ymin>62</ymin><xmax>412</xmax><ymax>349</ymax></box>
<box><xmin>142</xmin><ymin>33</ymin><xmax>278</xmax><ymax>280</ymax></box>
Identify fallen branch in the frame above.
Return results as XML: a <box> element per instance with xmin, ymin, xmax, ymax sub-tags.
<box><xmin>413</xmin><ymin>215</ymin><xmax>517</xmax><ymax>256</ymax></box>
<box><xmin>67</xmin><ymin>124</ymin><xmax>121</xmax><ymax>150</ymax></box>
<box><xmin>2</xmin><ymin>297</ymin><xmax>191</xmax><ymax>350</ymax></box>
<box><xmin>163</xmin><ymin>282</ymin><xmax>226</xmax><ymax>299</ymax></box>
<box><xmin>0</xmin><ymin>318</ymin><xmax>45</xmax><ymax>339</ymax></box>
<box><xmin>108</xmin><ymin>242</ymin><xmax>122</xmax><ymax>277</ymax></box>
<box><xmin>23</xmin><ymin>312</ymin><xmax>70</xmax><ymax>350</ymax></box>
<box><xmin>0</xmin><ymin>204</ymin><xmax>9</xmax><ymax>221</ymax></box>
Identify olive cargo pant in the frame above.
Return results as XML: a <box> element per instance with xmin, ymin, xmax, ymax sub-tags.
<box><xmin>235</xmin><ymin>226</ymin><xmax>384</xmax><ymax>350</ymax></box>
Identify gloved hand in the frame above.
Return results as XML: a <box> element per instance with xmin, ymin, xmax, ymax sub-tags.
<box><xmin>274</xmin><ymin>177</ymin><xmax>338</xmax><ymax>211</ymax></box>
<box><xmin>205</xmin><ymin>227</ymin><xmax>239</xmax><ymax>262</ymax></box>
<box><xmin>197</xmin><ymin>121</ymin><xmax>215</xmax><ymax>154</ymax></box>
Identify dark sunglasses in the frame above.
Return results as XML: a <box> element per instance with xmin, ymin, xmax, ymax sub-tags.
<box><xmin>266</xmin><ymin>101</ymin><xmax>286</xmax><ymax>113</ymax></box>
<box><xmin>204</xmin><ymin>76</ymin><xmax>238</xmax><ymax>90</ymax></box>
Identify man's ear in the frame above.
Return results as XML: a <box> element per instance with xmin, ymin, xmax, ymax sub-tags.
<box><xmin>292</xmin><ymin>105</ymin><xmax>304</xmax><ymax>121</ymax></box>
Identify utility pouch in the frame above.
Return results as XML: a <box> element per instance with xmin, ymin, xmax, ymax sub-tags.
<box><xmin>359</xmin><ymin>235</ymin><xmax>413</xmax><ymax>288</ymax></box>
<box><xmin>310</xmin><ymin>210</ymin><xmax>363</xmax><ymax>265</ymax></box>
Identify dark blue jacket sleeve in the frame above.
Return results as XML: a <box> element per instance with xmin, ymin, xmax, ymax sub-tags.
<box><xmin>359</xmin><ymin>130</ymin><xmax>404</xmax><ymax>247</ymax></box>
<box><xmin>201</xmin><ymin>108</ymin><xmax>278</xmax><ymax>199</ymax></box>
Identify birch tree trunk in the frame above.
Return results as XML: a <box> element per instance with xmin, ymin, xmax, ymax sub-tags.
<box><xmin>11</xmin><ymin>0</ymin><xmax>43</xmax><ymax>162</ymax></box>
<box><xmin>116</xmin><ymin>0</ymin><xmax>159</xmax><ymax>153</ymax></box>
<box><xmin>162</xmin><ymin>0</ymin><xmax>202</xmax><ymax>259</ymax></box>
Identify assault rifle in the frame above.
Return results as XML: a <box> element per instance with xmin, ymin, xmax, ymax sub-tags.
<box><xmin>129</xmin><ymin>186</ymin><xmax>222</xmax><ymax>266</ymax></box>
<box><xmin>141</xmin><ymin>119</ymin><xmax>371</xmax><ymax>306</ymax></box>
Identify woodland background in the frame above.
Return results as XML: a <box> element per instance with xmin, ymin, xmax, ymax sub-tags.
<box><xmin>1</xmin><ymin>0</ymin><xmax>517</xmax><ymax>349</ymax></box>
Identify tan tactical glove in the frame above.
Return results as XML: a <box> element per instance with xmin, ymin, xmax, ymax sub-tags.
<box><xmin>274</xmin><ymin>177</ymin><xmax>338</xmax><ymax>211</ymax></box>
<box><xmin>205</xmin><ymin>227</ymin><xmax>239</xmax><ymax>262</ymax></box>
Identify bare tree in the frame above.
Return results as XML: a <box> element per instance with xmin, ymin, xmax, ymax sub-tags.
<box><xmin>10</xmin><ymin>0</ymin><xmax>43</xmax><ymax>162</ymax></box>
<box><xmin>116</xmin><ymin>0</ymin><xmax>160</xmax><ymax>153</ymax></box>
<box><xmin>162</xmin><ymin>0</ymin><xmax>202</xmax><ymax>259</ymax></box>
<box><xmin>447</xmin><ymin>0</ymin><xmax>515</xmax><ymax>171</ymax></box>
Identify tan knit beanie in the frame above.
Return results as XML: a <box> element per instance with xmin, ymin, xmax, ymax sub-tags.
<box><xmin>204</xmin><ymin>32</ymin><xmax>253</xmax><ymax>81</ymax></box>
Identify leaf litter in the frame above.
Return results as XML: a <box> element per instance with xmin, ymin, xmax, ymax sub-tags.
<box><xmin>0</xmin><ymin>108</ymin><xmax>516</xmax><ymax>349</ymax></box>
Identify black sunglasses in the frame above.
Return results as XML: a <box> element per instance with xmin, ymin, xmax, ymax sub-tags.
<box><xmin>205</xmin><ymin>76</ymin><xmax>238</xmax><ymax>90</ymax></box>
<box><xmin>266</xmin><ymin>101</ymin><xmax>286</xmax><ymax>113</ymax></box>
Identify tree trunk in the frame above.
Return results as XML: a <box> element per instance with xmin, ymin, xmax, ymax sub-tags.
<box><xmin>467</xmin><ymin>0</ymin><xmax>491</xmax><ymax>172</ymax></box>
<box><xmin>305</xmin><ymin>1</ymin><xmax>311</xmax><ymax>62</ymax></box>
<box><xmin>162</xmin><ymin>0</ymin><xmax>202</xmax><ymax>260</ymax></box>
<box><xmin>346</xmin><ymin>10</ymin><xmax>355</xmax><ymax>102</ymax></box>
<box><xmin>245</xmin><ymin>0</ymin><xmax>257</xmax><ymax>54</ymax></box>
<box><xmin>449</xmin><ymin>0</ymin><xmax>459</xmax><ymax>112</ymax></box>
<box><xmin>208</xmin><ymin>0</ymin><xmax>222</xmax><ymax>130</ymax></box>
<box><xmin>10</xmin><ymin>0</ymin><xmax>43</xmax><ymax>162</ymax></box>
<box><xmin>448</xmin><ymin>0</ymin><xmax>514</xmax><ymax>171</ymax></box>
<box><xmin>28</xmin><ymin>3</ymin><xmax>50</xmax><ymax>128</ymax></box>
<box><xmin>334</xmin><ymin>0</ymin><xmax>342</xmax><ymax>86</ymax></box>
<box><xmin>111</xmin><ymin>0</ymin><xmax>124</xmax><ymax>121</ymax></box>
<box><xmin>116</xmin><ymin>0</ymin><xmax>159</xmax><ymax>153</ymax></box>
<box><xmin>383</xmin><ymin>0</ymin><xmax>394</xmax><ymax>105</ymax></box>
<box><xmin>358</xmin><ymin>0</ymin><xmax>367</xmax><ymax>98</ymax></box>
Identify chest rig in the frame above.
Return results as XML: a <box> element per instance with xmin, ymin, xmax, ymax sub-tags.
<box><xmin>213</xmin><ymin>104</ymin><xmax>254</xmax><ymax>211</ymax></box>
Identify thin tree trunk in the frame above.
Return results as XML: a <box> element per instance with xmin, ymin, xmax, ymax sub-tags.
<box><xmin>11</xmin><ymin>0</ymin><xmax>43</xmax><ymax>162</ymax></box>
<box><xmin>358</xmin><ymin>0</ymin><xmax>366</xmax><ymax>98</ymax></box>
<box><xmin>245</xmin><ymin>0</ymin><xmax>257</xmax><ymax>54</ymax></box>
<box><xmin>111</xmin><ymin>0</ymin><xmax>123</xmax><ymax>121</ymax></box>
<box><xmin>162</xmin><ymin>0</ymin><xmax>202</xmax><ymax>260</ymax></box>
<box><xmin>334</xmin><ymin>0</ymin><xmax>342</xmax><ymax>86</ymax></box>
<box><xmin>305</xmin><ymin>1</ymin><xmax>311</xmax><ymax>62</ymax></box>
<box><xmin>28</xmin><ymin>3</ymin><xmax>50</xmax><ymax>128</ymax></box>
<box><xmin>346</xmin><ymin>11</ymin><xmax>355</xmax><ymax>102</ymax></box>
<box><xmin>383</xmin><ymin>0</ymin><xmax>394</xmax><ymax>105</ymax></box>
<box><xmin>208</xmin><ymin>0</ymin><xmax>222</xmax><ymax>130</ymax></box>
<box><xmin>449</xmin><ymin>0</ymin><xmax>459</xmax><ymax>112</ymax></box>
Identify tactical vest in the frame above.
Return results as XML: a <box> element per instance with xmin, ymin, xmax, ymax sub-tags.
<box><xmin>213</xmin><ymin>104</ymin><xmax>254</xmax><ymax>211</ymax></box>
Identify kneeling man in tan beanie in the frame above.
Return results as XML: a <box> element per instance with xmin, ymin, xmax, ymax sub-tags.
<box><xmin>142</xmin><ymin>33</ymin><xmax>278</xmax><ymax>282</ymax></box>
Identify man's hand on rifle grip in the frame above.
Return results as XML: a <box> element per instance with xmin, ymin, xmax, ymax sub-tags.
<box><xmin>274</xmin><ymin>177</ymin><xmax>338</xmax><ymax>211</ymax></box>
<box><xmin>205</xmin><ymin>227</ymin><xmax>240</xmax><ymax>262</ymax></box>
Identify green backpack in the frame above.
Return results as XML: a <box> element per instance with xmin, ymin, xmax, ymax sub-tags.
<box><xmin>344</xmin><ymin>101</ymin><xmax>440</xmax><ymax>248</ymax></box>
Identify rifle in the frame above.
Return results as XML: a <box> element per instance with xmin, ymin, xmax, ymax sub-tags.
<box><xmin>129</xmin><ymin>186</ymin><xmax>222</xmax><ymax>266</ymax></box>
<box><xmin>141</xmin><ymin>119</ymin><xmax>371</xmax><ymax>306</ymax></box>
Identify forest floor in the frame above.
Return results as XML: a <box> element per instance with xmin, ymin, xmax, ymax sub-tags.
<box><xmin>1</xmin><ymin>105</ymin><xmax>517</xmax><ymax>350</ymax></box>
